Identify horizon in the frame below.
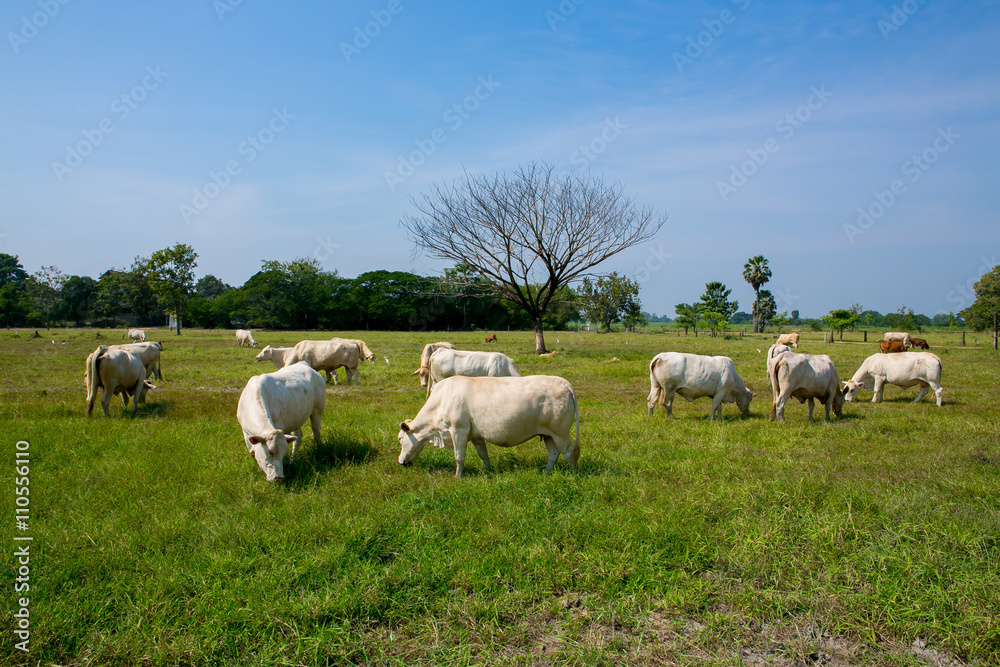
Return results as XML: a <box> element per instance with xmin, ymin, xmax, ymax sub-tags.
<box><xmin>2</xmin><ymin>1</ymin><xmax>998</xmax><ymax>320</ymax></box>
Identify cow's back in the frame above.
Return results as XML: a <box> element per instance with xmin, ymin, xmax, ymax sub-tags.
<box><xmin>240</xmin><ymin>363</ymin><xmax>325</xmax><ymax>435</ymax></box>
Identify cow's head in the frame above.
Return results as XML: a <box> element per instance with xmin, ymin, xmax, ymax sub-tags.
<box><xmin>247</xmin><ymin>429</ymin><xmax>295</xmax><ymax>482</ymax></box>
<box><xmin>832</xmin><ymin>386</ymin><xmax>846</xmax><ymax>417</ymax></box>
<box><xmin>842</xmin><ymin>380</ymin><xmax>868</xmax><ymax>402</ymax></box>
<box><xmin>412</xmin><ymin>366</ymin><xmax>429</xmax><ymax>388</ymax></box>
<box><xmin>736</xmin><ymin>389</ymin><xmax>755</xmax><ymax>416</ymax></box>
<box><xmin>397</xmin><ymin>419</ymin><xmax>426</xmax><ymax>465</ymax></box>
<box><xmin>255</xmin><ymin>346</ymin><xmax>273</xmax><ymax>363</ymax></box>
<box><xmin>138</xmin><ymin>381</ymin><xmax>156</xmax><ymax>403</ymax></box>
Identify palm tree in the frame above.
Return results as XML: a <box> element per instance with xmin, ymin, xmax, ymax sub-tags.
<box><xmin>742</xmin><ymin>255</ymin><xmax>771</xmax><ymax>333</ymax></box>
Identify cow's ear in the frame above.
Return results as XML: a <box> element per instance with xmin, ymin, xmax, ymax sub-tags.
<box><xmin>400</xmin><ymin>421</ymin><xmax>410</xmax><ymax>432</ymax></box>
<box><xmin>285</xmin><ymin>435</ymin><xmax>298</xmax><ymax>446</ymax></box>
<box><xmin>411</xmin><ymin>369</ymin><xmax>421</xmax><ymax>376</ymax></box>
<box><xmin>249</xmin><ymin>435</ymin><xmax>262</xmax><ymax>445</ymax></box>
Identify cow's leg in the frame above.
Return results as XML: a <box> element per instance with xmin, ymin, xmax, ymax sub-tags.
<box><xmin>291</xmin><ymin>428</ymin><xmax>304</xmax><ymax>458</ymax></box>
<box><xmin>933</xmin><ymin>383</ymin><xmax>943</xmax><ymax>407</ymax></box>
<box><xmin>101</xmin><ymin>391</ymin><xmax>112</xmax><ymax>417</ymax></box>
<box><xmin>543</xmin><ymin>436</ymin><xmax>560</xmax><ymax>472</ymax></box>
<box><xmin>351</xmin><ymin>367</ymin><xmax>359</xmax><ymax>386</ymax></box>
<box><xmin>452</xmin><ymin>428</ymin><xmax>470</xmax><ymax>477</ymax></box>
<box><xmin>328</xmin><ymin>369</ymin><xmax>336</xmax><ymax>385</ymax></box>
<box><xmin>710</xmin><ymin>391</ymin><xmax>725</xmax><ymax>421</ymax></box>
<box><xmin>663</xmin><ymin>389</ymin><xmax>676</xmax><ymax>418</ymax></box>
<box><xmin>912</xmin><ymin>382</ymin><xmax>929</xmax><ymax>404</ymax></box>
<box><xmin>309</xmin><ymin>411</ymin><xmax>322</xmax><ymax>447</ymax></box>
<box><xmin>132</xmin><ymin>379</ymin><xmax>144</xmax><ymax>413</ymax></box>
<box><xmin>872</xmin><ymin>377</ymin><xmax>885</xmax><ymax>403</ymax></box>
<box><xmin>471</xmin><ymin>437</ymin><xmax>490</xmax><ymax>472</ymax></box>
<box><xmin>806</xmin><ymin>397</ymin><xmax>815</xmax><ymax>421</ymax></box>
<box><xmin>120</xmin><ymin>390</ymin><xmax>129</xmax><ymax>408</ymax></box>
<box><xmin>823</xmin><ymin>396</ymin><xmax>832</xmax><ymax>422</ymax></box>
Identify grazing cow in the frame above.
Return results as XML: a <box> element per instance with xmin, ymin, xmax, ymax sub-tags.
<box><xmin>776</xmin><ymin>332</ymin><xmax>799</xmax><ymax>348</ymax></box>
<box><xmin>879</xmin><ymin>340</ymin><xmax>907</xmax><ymax>353</ymax></box>
<box><xmin>843</xmin><ymin>352</ymin><xmax>943</xmax><ymax>406</ymax></box>
<box><xmin>331</xmin><ymin>337</ymin><xmax>375</xmax><ymax>362</ymax></box>
<box><xmin>647</xmin><ymin>352</ymin><xmax>754</xmax><ymax>420</ymax></box>
<box><xmin>415</xmin><ymin>348</ymin><xmax>521</xmax><ymax>398</ymax></box>
<box><xmin>769</xmin><ymin>351</ymin><xmax>845</xmax><ymax>422</ymax></box>
<box><xmin>485</xmin><ymin>334</ymin><xmax>497</xmax><ymax>343</ymax></box>
<box><xmin>236</xmin><ymin>329</ymin><xmax>258</xmax><ymax>348</ymax></box>
<box><xmin>282</xmin><ymin>339</ymin><xmax>361</xmax><ymax>385</ymax></box>
<box><xmin>116</xmin><ymin>341</ymin><xmax>162</xmax><ymax>380</ymax></box>
<box><xmin>909</xmin><ymin>337</ymin><xmax>930</xmax><ymax>350</ymax></box>
<box><xmin>123</xmin><ymin>328</ymin><xmax>146</xmax><ymax>342</ymax></box>
<box><xmin>883</xmin><ymin>331</ymin><xmax>912</xmax><ymax>348</ymax></box>
<box><xmin>237</xmin><ymin>361</ymin><xmax>326</xmax><ymax>482</ymax></box>
<box><xmin>397</xmin><ymin>375</ymin><xmax>580</xmax><ymax>477</ymax></box>
<box><xmin>85</xmin><ymin>346</ymin><xmax>156</xmax><ymax>417</ymax></box>
<box><xmin>255</xmin><ymin>345</ymin><xmax>289</xmax><ymax>370</ymax></box>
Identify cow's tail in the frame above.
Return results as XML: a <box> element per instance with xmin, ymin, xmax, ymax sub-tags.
<box><xmin>769</xmin><ymin>356</ymin><xmax>782</xmax><ymax>421</ymax></box>
<box><xmin>361</xmin><ymin>341</ymin><xmax>374</xmax><ymax>361</ymax></box>
<box><xmin>569</xmin><ymin>385</ymin><xmax>581</xmax><ymax>469</ymax></box>
<box><xmin>647</xmin><ymin>357</ymin><xmax>662</xmax><ymax>415</ymax></box>
<box><xmin>86</xmin><ymin>346</ymin><xmax>107</xmax><ymax>416</ymax></box>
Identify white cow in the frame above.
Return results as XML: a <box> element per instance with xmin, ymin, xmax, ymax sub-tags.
<box><xmin>123</xmin><ymin>328</ymin><xmax>146</xmax><ymax>342</ymax></box>
<box><xmin>647</xmin><ymin>352</ymin><xmax>754</xmax><ymax>420</ymax></box>
<box><xmin>416</xmin><ymin>341</ymin><xmax>454</xmax><ymax>380</ymax></box>
<box><xmin>237</xmin><ymin>361</ymin><xmax>326</xmax><ymax>483</ymax></box>
<box><xmin>415</xmin><ymin>348</ymin><xmax>521</xmax><ymax>398</ymax></box>
<box><xmin>236</xmin><ymin>329</ymin><xmax>258</xmax><ymax>348</ymax></box>
<box><xmin>255</xmin><ymin>345</ymin><xmax>289</xmax><ymax>370</ymax></box>
<box><xmin>883</xmin><ymin>331</ymin><xmax>912</xmax><ymax>348</ymax></box>
<box><xmin>776</xmin><ymin>332</ymin><xmax>799</xmax><ymax>348</ymax></box>
<box><xmin>843</xmin><ymin>352</ymin><xmax>943</xmax><ymax>406</ymax></box>
<box><xmin>397</xmin><ymin>375</ymin><xmax>580</xmax><ymax>477</ymax></box>
<box><xmin>85</xmin><ymin>345</ymin><xmax>156</xmax><ymax>417</ymax></box>
<box><xmin>282</xmin><ymin>339</ymin><xmax>361</xmax><ymax>385</ymax></box>
<box><xmin>117</xmin><ymin>341</ymin><xmax>162</xmax><ymax>380</ymax></box>
<box><xmin>769</xmin><ymin>350</ymin><xmax>845</xmax><ymax>422</ymax></box>
<box><xmin>332</xmin><ymin>337</ymin><xmax>375</xmax><ymax>362</ymax></box>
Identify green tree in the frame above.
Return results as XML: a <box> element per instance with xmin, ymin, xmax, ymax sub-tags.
<box><xmin>823</xmin><ymin>308</ymin><xmax>861</xmax><ymax>341</ymax></box>
<box><xmin>742</xmin><ymin>255</ymin><xmax>772</xmax><ymax>333</ymax></box>
<box><xmin>93</xmin><ymin>269</ymin><xmax>129</xmax><ymax>326</ymax></box>
<box><xmin>674</xmin><ymin>302</ymin><xmax>702</xmax><ymax>336</ymax></box>
<box><xmin>579</xmin><ymin>272</ymin><xmax>642</xmax><ymax>332</ymax></box>
<box><xmin>0</xmin><ymin>253</ymin><xmax>29</xmax><ymax>326</ymax></box>
<box><xmin>752</xmin><ymin>289</ymin><xmax>776</xmax><ymax>331</ymax></box>
<box><xmin>885</xmin><ymin>305</ymin><xmax>916</xmax><ymax>332</ymax></box>
<box><xmin>26</xmin><ymin>265</ymin><xmax>67</xmax><ymax>328</ymax></box>
<box><xmin>147</xmin><ymin>244</ymin><xmax>198</xmax><ymax>335</ymax></box>
<box><xmin>58</xmin><ymin>275</ymin><xmax>97</xmax><ymax>326</ymax></box>
<box><xmin>699</xmin><ymin>281</ymin><xmax>738</xmax><ymax>336</ymax></box>
<box><xmin>196</xmin><ymin>274</ymin><xmax>231</xmax><ymax>299</ymax></box>
<box><xmin>960</xmin><ymin>265</ymin><xmax>1000</xmax><ymax>332</ymax></box>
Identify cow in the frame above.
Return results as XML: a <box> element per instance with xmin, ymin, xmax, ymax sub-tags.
<box><xmin>397</xmin><ymin>375</ymin><xmax>580</xmax><ymax>477</ymax></box>
<box><xmin>282</xmin><ymin>339</ymin><xmax>361</xmax><ymax>385</ymax></box>
<box><xmin>843</xmin><ymin>352</ymin><xmax>943</xmax><ymax>406</ymax></box>
<box><xmin>255</xmin><ymin>345</ymin><xmax>289</xmax><ymax>370</ymax></box>
<box><xmin>415</xmin><ymin>348</ymin><xmax>521</xmax><ymax>398</ymax></box>
<box><xmin>647</xmin><ymin>352</ymin><xmax>754</xmax><ymax>420</ymax></box>
<box><xmin>237</xmin><ymin>361</ymin><xmax>326</xmax><ymax>483</ymax></box>
<box><xmin>776</xmin><ymin>332</ymin><xmax>799</xmax><ymax>348</ymax></box>
<box><xmin>85</xmin><ymin>345</ymin><xmax>156</xmax><ymax>417</ymax></box>
<box><xmin>883</xmin><ymin>331</ymin><xmax>912</xmax><ymax>348</ymax></box>
<box><xmin>909</xmin><ymin>337</ymin><xmax>930</xmax><ymax>350</ymax></box>
<box><xmin>485</xmin><ymin>334</ymin><xmax>497</xmax><ymax>343</ymax></box>
<box><xmin>331</xmin><ymin>337</ymin><xmax>375</xmax><ymax>362</ymax></box>
<box><xmin>116</xmin><ymin>341</ymin><xmax>162</xmax><ymax>380</ymax></box>
<box><xmin>413</xmin><ymin>342</ymin><xmax>456</xmax><ymax>393</ymax></box>
<box><xmin>123</xmin><ymin>328</ymin><xmax>146</xmax><ymax>342</ymax></box>
<box><xmin>769</xmin><ymin>350</ymin><xmax>845</xmax><ymax>422</ymax></box>
<box><xmin>236</xmin><ymin>329</ymin><xmax>258</xmax><ymax>348</ymax></box>
<box><xmin>879</xmin><ymin>340</ymin><xmax>907</xmax><ymax>354</ymax></box>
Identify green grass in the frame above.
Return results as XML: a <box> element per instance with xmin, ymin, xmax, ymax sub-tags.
<box><xmin>1</xmin><ymin>328</ymin><xmax>998</xmax><ymax>665</ymax></box>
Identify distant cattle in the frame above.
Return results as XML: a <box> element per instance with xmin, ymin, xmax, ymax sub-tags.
<box><xmin>909</xmin><ymin>337</ymin><xmax>930</xmax><ymax>350</ymax></box>
<box><xmin>123</xmin><ymin>328</ymin><xmax>146</xmax><ymax>343</ymax></box>
<box><xmin>843</xmin><ymin>352</ymin><xmax>943</xmax><ymax>406</ymax></box>
<box><xmin>283</xmin><ymin>339</ymin><xmax>361</xmax><ymax>385</ymax></box>
<box><xmin>769</xmin><ymin>350</ymin><xmax>845</xmax><ymax>422</ymax></box>
<box><xmin>415</xmin><ymin>348</ymin><xmax>521</xmax><ymax>398</ymax></box>
<box><xmin>883</xmin><ymin>331</ymin><xmax>912</xmax><ymax>348</ymax></box>
<box><xmin>879</xmin><ymin>340</ymin><xmax>907</xmax><ymax>354</ymax></box>
<box><xmin>647</xmin><ymin>352</ymin><xmax>754</xmax><ymax>420</ymax></box>
<box><xmin>776</xmin><ymin>332</ymin><xmax>799</xmax><ymax>348</ymax></box>
<box><xmin>485</xmin><ymin>334</ymin><xmax>497</xmax><ymax>343</ymax></box>
<box><xmin>85</xmin><ymin>345</ymin><xmax>156</xmax><ymax>417</ymax></box>
<box><xmin>236</xmin><ymin>329</ymin><xmax>257</xmax><ymax>348</ymax></box>
<box><xmin>237</xmin><ymin>361</ymin><xmax>326</xmax><ymax>482</ymax></box>
<box><xmin>397</xmin><ymin>375</ymin><xmax>580</xmax><ymax>477</ymax></box>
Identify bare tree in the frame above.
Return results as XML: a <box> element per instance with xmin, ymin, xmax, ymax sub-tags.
<box><xmin>401</xmin><ymin>163</ymin><xmax>666</xmax><ymax>353</ymax></box>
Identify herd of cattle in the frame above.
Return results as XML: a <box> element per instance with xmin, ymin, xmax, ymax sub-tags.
<box><xmin>81</xmin><ymin>329</ymin><xmax>944</xmax><ymax>482</ymax></box>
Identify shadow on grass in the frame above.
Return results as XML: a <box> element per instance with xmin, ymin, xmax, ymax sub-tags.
<box><xmin>283</xmin><ymin>435</ymin><xmax>377</xmax><ymax>487</ymax></box>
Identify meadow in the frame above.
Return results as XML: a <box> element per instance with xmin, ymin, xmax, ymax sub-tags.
<box><xmin>1</xmin><ymin>327</ymin><xmax>998</xmax><ymax>666</ymax></box>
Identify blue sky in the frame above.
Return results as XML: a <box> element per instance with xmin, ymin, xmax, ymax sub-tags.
<box><xmin>1</xmin><ymin>0</ymin><xmax>998</xmax><ymax>319</ymax></box>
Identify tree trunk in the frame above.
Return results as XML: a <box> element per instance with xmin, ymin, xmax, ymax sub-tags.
<box><xmin>533</xmin><ymin>319</ymin><xmax>546</xmax><ymax>354</ymax></box>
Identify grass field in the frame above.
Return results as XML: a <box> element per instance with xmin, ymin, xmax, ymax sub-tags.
<box><xmin>2</xmin><ymin>327</ymin><xmax>998</xmax><ymax>666</ymax></box>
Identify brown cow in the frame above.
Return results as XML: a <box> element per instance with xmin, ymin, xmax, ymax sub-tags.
<box><xmin>909</xmin><ymin>337</ymin><xmax>930</xmax><ymax>349</ymax></box>
<box><xmin>879</xmin><ymin>340</ymin><xmax>906</xmax><ymax>353</ymax></box>
<box><xmin>485</xmin><ymin>334</ymin><xmax>497</xmax><ymax>343</ymax></box>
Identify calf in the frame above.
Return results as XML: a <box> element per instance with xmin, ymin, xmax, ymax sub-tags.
<box><xmin>647</xmin><ymin>352</ymin><xmax>753</xmax><ymax>420</ymax></box>
<box><xmin>775</xmin><ymin>332</ymin><xmax>799</xmax><ymax>348</ymax></box>
<box><xmin>769</xmin><ymin>351</ymin><xmax>845</xmax><ymax>422</ymax></box>
<box><xmin>237</xmin><ymin>361</ymin><xmax>326</xmax><ymax>482</ymax></box>
<box><xmin>398</xmin><ymin>375</ymin><xmax>579</xmax><ymax>477</ymax></box>
<box><xmin>236</xmin><ymin>329</ymin><xmax>258</xmax><ymax>348</ymax></box>
<box><xmin>255</xmin><ymin>345</ymin><xmax>289</xmax><ymax>370</ymax></box>
<box><xmin>85</xmin><ymin>346</ymin><xmax>156</xmax><ymax>416</ymax></box>
<box><xmin>909</xmin><ymin>337</ymin><xmax>930</xmax><ymax>350</ymax></box>
<box><xmin>843</xmin><ymin>352</ymin><xmax>943</xmax><ymax>406</ymax></box>
<box><xmin>123</xmin><ymin>328</ymin><xmax>146</xmax><ymax>343</ymax></box>
<box><xmin>880</xmin><ymin>340</ymin><xmax>907</xmax><ymax>353</ymax></box>
<box><xmin>485</xmin><ymin>333</ymin><xmax>497</xmax><ymax>343</ymax></box>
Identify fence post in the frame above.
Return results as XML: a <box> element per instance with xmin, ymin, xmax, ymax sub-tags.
<box><xmin>994</xmin><ymin>312</ymin><xmax>998</xmax><ymax>351</ymax></box>
<box><xmin>961</xmin><ymin>331</ymin><xmax>965</xmax><ymax>347</ymax></box>
<box><xmin>864</xmin><ymin>330</ymin><xmax>867</xmax><ymax>342</ymax></box>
